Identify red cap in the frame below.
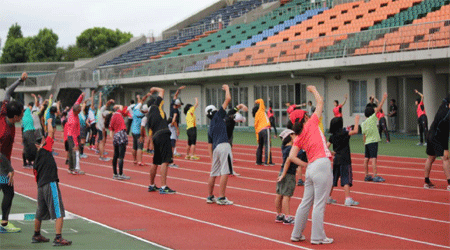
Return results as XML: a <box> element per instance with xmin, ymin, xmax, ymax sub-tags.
<box><xmin>42</xmin><ymin>136</ymin><xmax>54</xmax><ymax>152</ymax></box>
<box><xmin>290</xmin><ymin>109</ymin><xmax>307</xmax><ymax>124</ymax></box>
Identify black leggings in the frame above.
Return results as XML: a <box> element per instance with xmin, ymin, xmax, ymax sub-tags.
<box><xmin>256</xmin><ymin>128</ymin><xmax>272</xmax><ymax>164</ymax></box>
<box><xmin>89</xmin><ymin>125</ymin><xmax>97</xmax><ymax>146</ymax></box>
<box><xmin>269</xmin><ymin>116</ymin><xmax>277</xmax><ymax>136</ymax></box>
<box><xmin>112</xmin><ymin>144</ymin><xmax>127</xmax><ymax>175</ymax></box>
<box><xmin>418</xmin><ymin>115</ymin><xmax>428</xmax><ymax>144</ymax></box>
<box><xmin>378</xmin><ymin>117</ymin><xmax>390</xmax><ymax>142</ymax></box>
<box><xmin>1</xmin><ymin>184</ymin><xmax>14</xmax><ymax>221</ymax></box>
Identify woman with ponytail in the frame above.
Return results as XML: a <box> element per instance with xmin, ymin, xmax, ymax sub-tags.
<box><xmin>424</xmin><ymin>95</ymin><xmax>450</xmax><ymax>190</ymax></box>
<box><xmin>278</xmin><ymin>86</ymin><xmax>333</xmax><ymax>245</ymax></box>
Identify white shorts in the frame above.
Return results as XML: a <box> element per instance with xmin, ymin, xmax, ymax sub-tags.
<box><xmin>211</xmin><ymin>143</ymin><xmax>233</xmax><ymax>177</ymax></box>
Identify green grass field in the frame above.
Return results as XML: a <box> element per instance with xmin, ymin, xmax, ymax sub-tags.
<box><xmin>0</xmin><ymin>194</ymin><xmax>166</xmax><ymax>250</ymax></box>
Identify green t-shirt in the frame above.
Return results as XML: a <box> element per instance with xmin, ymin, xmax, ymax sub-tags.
<box><xmin>361</xmin><ymin>113</ymin><xmax>381</xmax><ymax>145</ymax></box>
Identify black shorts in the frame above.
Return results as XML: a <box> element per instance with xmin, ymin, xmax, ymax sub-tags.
<box><xmin>187</xmin><ymin>127</ymin><xmax>197</xmax><ymax>146</ymax></box>
<box><xmin>80</xmin><ymin>126</ymin><xmax>87</xmax><ymax>139</ymax></box>
<box><xmin>426</xmin><ymin>138</ymin><xmax>445</xmax><ymax>157</ymax></box>
<box><xmin>97</xmin><ymin>130</ymin><xmax>104</xmax><ymax>141</ymax></box>
<box><xmin>132</xmin><ymin>133</ymin><xmax>144</xmax><ymax>150</ymax></box>
<box><xmin>333</xmin><ymin>163</ymin><xmax>353</xmax><ymax>187</ymax></box>
<box><xmin>365</xmin><ymin>142</ymin><xmax>378</xmax><ymax>159</ymax></box>
<box><xmin>153</xmin><ymin>132</ymin><xmax>173</xmax><ymax>165</ymax></box>
<box><xmin>171</xmin><ymin>139</ymin><xmax>176</xmax><ymax>148</ymax></box>
<box><xmin>64</xmin><ymin>140</ymin><xmax>69</xmax><ymax>152</ymax></box>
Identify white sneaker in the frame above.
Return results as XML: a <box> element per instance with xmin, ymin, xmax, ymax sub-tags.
<box><xmin>344</xmin><ymin>198</ymin><xmax>359</xmax><ymax>206</ymax></box>
<box><xmin>118</xmin><ymin>174</ymin><xmax>130</xmax><ymax>180</ymax></box>
<box><xmin>311</xmin><ymin>237</ymin><xmax>334</xmax><ymax>245</ymax></box>
<box><xmin>447</xmin><ymin>185</ymin><xmax>450</xmax><ymax>191</ymax></box>
<box><xmin>291</xmin><ymin>235</ymin><xmax>306</xmax><ymax>242</ymax></box>
<box><xmin>216</xmin><ymin>197</ymin><xmax>233</xmax><ymax>205</ymax></box>
<box><xmin>80</xmin><ymin>154</ymin><xmax>88</xmax><ymax>159</ymax></box>
<box><xmin>327</xmin><ymin>197</ymin><xmax>337</xmax><ymax>204</ymax></box>
<box><xmin>169</xmin><ymin>163</ymin><xmax>179</xmax><ymax>168</ymax></box>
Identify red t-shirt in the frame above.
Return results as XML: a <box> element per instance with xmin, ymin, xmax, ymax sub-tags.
<box><xmin>0</xmin><ymin>101</ymin><xmax>15</xmax><ymax>161</ymax></box>
<box><xmin>267</xmin><ymin>107</ymin><xmax>274</xmax><ymax>119</ymax></box>
<box><xmin>64</xmin><ymin>94</ymin><xmax>84</xmax><ymax>147</ymax></box>
<box><xmin>417</xmin><ymin>101</ymin><xmax>426</xmax><ymax>118</ymax></box>
<box><xmin>376</xmin><ymin>111</ymin><xmax>385</xmax><ymax>119</ymax></box>
<box><xmin>109</xmin><ymin>112</ymin><xmax>127</xmax><ymax>132</ymax></box>
<box><xmin>333</xmin><ymin>105</ymin><xmax>343</xmax><ymax>117</ymax></box>
<box><xmin>294</xmin><ymin>113</ymin><xmax>332</xmax><ymax>163</ymax></box>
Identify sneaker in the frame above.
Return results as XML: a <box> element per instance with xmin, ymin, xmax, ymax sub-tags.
<box><xmin>185</xmin><ymin>156</ymin><xmax>191</xmax><ymax>160</ymax></box>
<box><xmin>275</xmin><ymin>214</ymin><xmax>285</xmax><ymax>223</ymax></box>
<box><xmin>373</xmin><ymin>176</ymin><xmax>385</xmax><ymax>182</ymax></box>
<box><xmin>147</xmin><ymin>185</ymin><xmax>159</xmax><ymax>192</ymax></box>
<box><xmin>291</xmin><ymin>235</ymin><xmax>306</xmax><ymax>242</ymax></box>
<box><xmin>344</xmin><ymin>198</ymin><xmax>359</xmax><ymax>206</ymax></box>
<box><xmin>327</xmin><ymin>197</ymin><xmax>337</xmax><ymax>204</ymax></box>
<box><xmin>447</xmin><ymin>185</ymin><xmax>450</xmax><ymax>191</ymax></box>
<box><xmin>264</xmin><ymin>163</ymin><xmax>276</xmax><ymax>166</ymax></box>
<box><xmin>255</xmin><ymin>163</ymin><xmax>264</xmax><ymax>166</ymax></box>
<box><xmin>159</xmin><ymin>186</ymin><xmax>176</xmax><ymax>194</ymax></box>
<box><xmin>206</xmin><ymin>195</ymin><xmax>216</xmax><ymax>204</ymax></box>
<box><xmin>297</xmin><ymin>179</ymin><xmax>304</xmax><ymax>186</ymax></box>
<box><xmin>364</xmin><ymin>175</ymin><xmax>373</xmax><ymax>181</ymax></box>
<box><xmin>311</xmin><ymin>237</ymin><xmax>334</xmax><ymax>245</ymax></box>
<box><xmin>423</xmin><ymin>143</ymin><xmax>427</xmax><ymax>146</ymax></box>
<box><xmin>118</xmin><ymin>174</ymin><xmax>130</xmax><ymax>180</ymax></box>
<box><xmin>103</xmin><ymin>152</ymin><xmax>108</xmax><ymax>156</ymax></box>
<box><xmin>190</xmin><ymin>156</ymin><xmax>200</xmax><ymax>160</ymax></box>
<box><xmin>216</xmin><ymin>197</ymin><xmax>233</xmax><ymax>205</ymax></box>
<box><xmin>52</xmin><ymin>151</ymin><xmax>59</xmax><ymax>156</ymax></box>
<box><xmin>169</xmin><ymin>163</ymin><xmax>179</xmax><ymax>168</ymax></box>
<box><xmin>283</xmin><ymin>216</ymin><xmax>295</xmax><ymax>225</ymax></box>
<box><xmin>424</xmin><ymin>183</ymin><xmax>435</xmax><ymax>189</ymax></box>
<box><xmin>416</xmin><ymin>142</ymin><xmax>423</xmax><ymax>146</ymax></box>
<box><xmin>173</xmin><ymin>152</ymin><xmax>182</xmax><ymax>157</ymax></box>
<box><xmin>99</xmin><ymin>157</ymin><xmax>110</xmax><ymax>161</ymax></box>
<box><xmin>113</xmin><ymin>174</ymin><xmax>119</xmax><ymax>180</ymax></box>
<box><xmin>32</xmin><ymin>234</ymin><xmax>50</xmax><ymax>243</ymax></box>
<box><xmin>80</xmin><ymin>154</ymin><xmax>88</xmax><ymax>159</ymax></box>
<box><xmin>23</xmin><ymin>165</ymin><xmax>32</xmax><ymax>169</ymax></box>
<box><xmin>72</xmin><ymin>170</ymin><xmax>85</xmax><ymax>175</ymax></box>
<box><xmin>0</xmin><ymin>222</ymin><xmax>21</xmax><ymax>233</ymax></box>
<box><xmin>138</xmin><ymin>162</ymin><xmax>146</xmax><ymax>166</ymax></box>
<box><xmin>229</xmin><ymin>171</ymin><xmax>241</xmax><ymax>177</ymax></box>
<box><xmin>53</xmin><ymin>237</ymin><xmax>72</xmax><ymax>246</ymax></box>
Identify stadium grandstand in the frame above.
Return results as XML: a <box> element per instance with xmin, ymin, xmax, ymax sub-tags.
<box><xmin>2</xmin><ymin>0</ymin><xmax>449</xmax><ymax>134</ymax></box>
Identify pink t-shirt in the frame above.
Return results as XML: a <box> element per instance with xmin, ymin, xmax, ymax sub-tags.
<box><xmin>376</xmin><ymin>111</ymin><xmax>385</xmax><ymax>119</ymax></box>
<box><xmin>333</xmin><ymin>105</ymin><xmax>343</xmax><ymax>117</ymax></box>
<box><xmin>294</xmin><ymin>113</ymin><xmax>332</xmax><ymax>163</ymax></box>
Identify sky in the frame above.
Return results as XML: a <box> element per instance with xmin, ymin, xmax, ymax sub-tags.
<box><xmin>1</xmin><ymin>0</ymin><xmax>219</xmax><ymax>48</ymax></box>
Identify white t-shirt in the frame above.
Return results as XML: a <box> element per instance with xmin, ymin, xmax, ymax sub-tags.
<box><xmin>96</xmin><ymin>106</ymin><xmax>107</xmax><ymax>131</ymax></box>
<box><xmin>127</xmin><ymin>104</ymin><xmax>136</xmax><ymax>118</ymax></box>
<box><xmin>141</xmin><ymin>116</ymin><xmax>147</xmax><ymax>127</ymax></box>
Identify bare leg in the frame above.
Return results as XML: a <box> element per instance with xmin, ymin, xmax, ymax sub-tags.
<box><xmin>424</xmin><ymin>155</ymin><xmax>436</xmax><ymax>178</ymax></box>
<box><xmin>219</xmin><ymin>174</ymin><xmax>229</xmax><ymax>197</ymax></box>
<box><xmin>149</xmin><ymin>164</ymin><xmax>158</xmax><ymax>185</ymax></box>
<box><xmin>132</xmin><ymin>149</ymin><xmax>137</xmax><ymax>162</ymax></box>
<box><xmin>208</xmin><ymin>176</ymin><xmax>217</xmax><ymax>196</ymax></box>
<box><xmin>191</xmin><ymin>145</ymin><xmax>196</xmax><ymax>157</ymax></box>
<box><xmin>364</xmin><ymin>158</ymin><xmax>370</xmax><ymax>176</ymax></box>
<box><xmin>186</xmin><ymin>145</ymin><xmax>190</xmax><ymax>157</ymax></box>
<box><xmin>343</xmin><ymin>184</ymin><xmax>350</xmax><ymax>198</ymax></box>
<box><xmin>275</xmin><ymin>195</ymin><xmax>283</xmax><ymax>214</ymax></box>
<box><xmin>137</xmin><ymin>149</ymin><xmax>143</xmax><ymax>163</ymax></box>
<box><xmin>160</xmin><ymin>163</ymin><xmax>169</xmax><ymax>186</ymax></box>
<box><xmin>282</xmin><ymin>196</ymin><xmax>291</xmax><ymax>215</ymax></box>
<box><xmin>372</xmin><ymin>158</ymin><xmax>378</xmax><ymax>176</ymax></box>
<box><xmin>34</xmin><ymin>219</ymin><xmax>42</xmax><ymax>232</ymax></box>
<box><xmin>442</xmin><ymin>157</ymin><xmax>450</xmax><ymax>180</ymax></box>
<box><xmin>55</xmin><ymin>218</ymin><xmax>63</xmax><ymax>235</ymax></box>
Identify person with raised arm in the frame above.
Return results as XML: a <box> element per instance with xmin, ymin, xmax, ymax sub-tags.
<box><xmin>131</xmin><ymin>94</ymin><xmax>150</xmax><ymax>166</ymax></box>
<box><xmin>22</xmin><ymin>96</ymin><xmax>37</xmax><ymax>169</ymax></box>
<box><xmin>31</xmin><ymin>94</ymin><xmax>44</xmax><ymax>144</ymax></box>
<box><xmin>415</xmin><ymin>89</ymin><xmax>428</xmax><ymax>146</ymax></box>
<box><xmin>253</xmin><ymin>98</ymin><xmax>274</xmax><ymax>166</ymax></box>
<box><xmin>169</xmin><ymin>85</ymin><xmax>185</xmax><ymax>158</ymax></box>
<box><xmin>205</xmin><ymin>84</ymin><xmax>235</xmax><ymax>205</ymax></box>
<box><xmin>278</xmin><ymin>85</ymin><xmax>334</xmax><ymax>245</ymax></box>
<box><xmin>87</xmin><ymin>90</ymin><xmax>98</xmax><ymax>150</ymax></box>
<box><xmin>64</xmin><ymin>93</ymin><xmax>85</xmax><ymax>175</ymax></box>
<box><xmin>147</xmin><ymin>87</ymin><xmax>176</xmax><ymax>194</ymax></box>
<box><xmin>0</xmin><ymin>72</ymin><xmax>27</xmax><ymax>233</ymax></box>
<box><xmin>267</xmin><ymin>98</ymin><xmax>277</xmax><ymax>138</ymax></box>
<box><xmin>332</xmin><ymin>94</ymin><xmax>348</xmax><ymax>118</ymax></box>
<box><xmin>96</xmin><ymin>92</ymin><xmax>114</xmax><ymax>161</ymax></box>
<box><xmin>109</xmin><ymin>105</ymin><xmax>131</xmax><ymax>180</ymax></box>
<box><xmin>184</xmin><ymin>97</ymin><xmax>199</xmax><ymax>160</ymax></box>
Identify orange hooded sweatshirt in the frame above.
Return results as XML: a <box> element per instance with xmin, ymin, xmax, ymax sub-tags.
<box><xmin>254</xmin><ymin>99</ymin><xmax>271</xmax><ymax>141</ymax></box>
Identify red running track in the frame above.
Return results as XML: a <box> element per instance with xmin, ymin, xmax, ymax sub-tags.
<box><xmin>9</xmin><ymin>130</ymin><xmax>450</xmax><ymax>249</ymax></box>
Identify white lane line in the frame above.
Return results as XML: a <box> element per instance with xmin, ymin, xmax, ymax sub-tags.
<box><xmin>14</xmin><ymin>171</ymin><xmax>313</xmax><ymax>250</ymax></box>
<box><xmin>15</xmin><ymin>170</ymin><xmax>450</xmax><ymax>249</ymax></box>
<box><xmin>14</xmin><ymin>192</ymin><xmax>172</xmax><ymax>250</ymax></box>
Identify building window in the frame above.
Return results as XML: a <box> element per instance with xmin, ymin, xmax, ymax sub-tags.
<box><xmin>206</xmin><ymin>86</ymin><xmax>248</xmax><ymax>126</ymax></box>
<box><xmin>349</xmin><ymin>80</ymin><xmax>367</xmax><ymax>114</ymax></box>
<box><xmin>375</xmin><ymin>78</ymin><xmax>381</xmax><ymax>100</ymax></box>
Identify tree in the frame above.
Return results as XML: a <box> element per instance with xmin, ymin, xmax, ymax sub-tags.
<box><xmin>6</xmin><ymin>23</ymin><xmax>23</xmax><ymax>40</ymax></box>
<box><xmin>76</xmin><ymin>27</ymin><xmax>133</xmax><ymax>57</ymax></box>
<box><xmin>1</xmin><ymin>23</ymin><xmax>27</xmax><ymax>63</ymax></box>
<box><xmin>27</xmin><ymin>28</ymin><xmax>59</xmax><ymax>62</ymax></box>
<box><xmin>62</xmin><ymin>45</ymin><xmax>91</xmax><ymax>61</ymax></box>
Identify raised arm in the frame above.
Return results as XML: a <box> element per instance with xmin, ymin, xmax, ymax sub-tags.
<box><xmin>374</xmin><ymin>93</ymin><xmax>388</xmax><ymax>115</ymax></box>
<box><xmin>348</xmin><ymin>115</ymin><xmax>360</xmax><ymax>136</ymax></box>
<box><xmin>222</xmin><ymin>84</ymin><xmax>231</xmax><ymax>110</ymax></box>
<box><xmin>97</xmin><ymin>92</ymin><xmax>102</xmax><ymax>110</ymax></box>
<box><xmin>194</xmin><ymin>97</ymin><xmax>199</xmax><ymax>109</ymax></box>
<box><xmin>308</xmin><ymin>86</ymin><xmax>323</xmax><ymax>118</ymax></box>
<box><xmin>75</xmin><ymin>92</ymin><xmax>85</xmax><ymax>106</ymax></box>
<box><xmin>150</xmin><ymin>87</ymin><xmax>165</xmax><ymax>99</ymax></box>
<box><xmin>341</xmin><ymin>94</ymin><xmax>348</xmax><ymax>107</ymax></box>
<box><xmin>4</xmin><ymin>72</ymin><xmax>27</xmax><ymax>101</ymax></box>
<box><xmin>31</xmin><ymin>93</ymin><xmax>39</xmax><ymax>108</ymax></box>
<box><xmin>236</xmin><ymin>103</ymin><xmax>248</xmax><ymax>112</ymax></box>
<box><xmin>414</xmin><ymin>89</ymin><xmax>424</xmax><ymax>103</ymax></box>
<box><xmin>141</xmin><ymin>93</ymin><xmax>150</xmax><ymax>104</ymax></box>
<box><xmin>90</xmin><ymin>90</ymin><xmax>95</xmax><ymax>110</ymax></box>
<box><xmin>173</xmin><ymin>86</ymin><xmax>186</xmax><ymax>100</ymax></box>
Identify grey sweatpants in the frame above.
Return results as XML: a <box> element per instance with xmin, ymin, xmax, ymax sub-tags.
<box><xmin>291</xmin><ymin>157</ymin><xmax>333</xmax><ymax>241</ymax></box>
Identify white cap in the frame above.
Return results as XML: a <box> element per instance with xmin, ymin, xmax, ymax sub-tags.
<box><xmin>234</xmin><ymin>112</ymin><xmax>246</xmax><ymax>123</ymax></box>
<box><xmin>279</xmin><ymin>129</ymin><xmax>295</xmax><ymax>140</ymax></box>
<box><xmin>205</xmin><ymin>105</ymin><xmax>217</xmax><ymax>116</ymax></box>
<box><xmin>174</xmin><ymin>99</ymin><xmax>183</xmax><ymax>106</ymax></box>
<box><xmin>141</xmin><ymin>104</ymin><xmax>149</xmax><ymax>113</ymax></box>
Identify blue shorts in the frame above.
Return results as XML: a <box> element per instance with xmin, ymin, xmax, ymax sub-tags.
<box><xmin>333</xmin><ymin>163</ymin><xmax>353</xmax><ymax>187</ymax></box>
<box><xmin>365</xmin><ymin>142</ymin><xmax>378</xmax><ymax>159</ymax></box>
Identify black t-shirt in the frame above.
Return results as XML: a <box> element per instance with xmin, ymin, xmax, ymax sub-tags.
<box><xmin>280</xmin><ymin>145</ymin><xmax>308</xmax><ymax>175</ymax></box>
<box><xmin>147</xmin><ymin>97</ymin><xmax>169</xmax><ymax>134</ymax></box>
<box><xmin>328</xmin><ymin>130</ymin><xmax>351</xmax><ymax>165</ymax></box>
<box><xmin>170</xmin><ymin>100</ymin><xmax>180</xmax><ymax>125</ymax></box>
<box><xmin>428</xmin><ymin>109</ymin><xmax>450</xmax><ymax>150</ymax></box>
<box><xmin>389</xmin><ymin>104</ymin><xmax>398</xmax><ymax>117</ymax></box>
<box><xmin>34</xmin><ymin>149</ymin><xmax>59</xmax><ymax>187</ymax></box>
<box><xmin>208</xmin><ymin>107</ymin><xmax>229</xmax><ymax>150</ymax></box>
<box><xmin>225</xmin><ymin>108</ymin><xmax>238</xmax><ymax>139</ymax></box>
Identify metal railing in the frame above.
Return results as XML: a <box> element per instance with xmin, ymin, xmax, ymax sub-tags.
<box><xmin>94</xmin><ymin>20</ymin><xmax>449</xmax><ymax>82</ymax></box>
<box><xmin>0</xmin><ymin>62</ymin><xmax>74</xmax><ymax>73</ymax></box>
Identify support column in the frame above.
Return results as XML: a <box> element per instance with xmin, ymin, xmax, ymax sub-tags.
<box><xmin>422</xmin><ymin>67</ymin><xmax>440</xmax><ymax>125</ymax></box>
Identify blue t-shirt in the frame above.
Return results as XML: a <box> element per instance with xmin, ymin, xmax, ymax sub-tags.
<box><xmin>131</xmin><ymin>104</ymin><xmax>145</xmax><ymax>135</ymax></box>
<box><xmin>45</xmin><ymin>111</ymin><xmax>56</xmax><ymax>128</ymax></box>
<box><xmin>280</xmin><ymin>145</ymin><xmax>308</xmax><ymax>175</ymax></box>
<box><xmin>22</xmin><ymin>108</ymin><xmax>35</xmax><ymax>132</ymax></box>
<box><xmin>207</xmin><ymin>107</ymin><xmax>229</xmax><ymax>150</ymax></box>
<box><xmin>79</xmin><ymin>113</ymin><xmax>86</xmax><ymax>128</ymax></box>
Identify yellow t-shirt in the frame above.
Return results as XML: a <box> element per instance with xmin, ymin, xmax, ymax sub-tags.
<box><xmin>319</xmin><ymin>116</ymin><xmax>324</xmax><ymax>134</ymax></box>
<box><xmin>186</xmin><ymin>106</ymin><xmax>196</xmax><ymax>129</ymax></box>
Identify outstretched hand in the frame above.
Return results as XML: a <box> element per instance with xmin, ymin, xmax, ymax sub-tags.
<box><xmin>306</xmin><ymin>85</ymin><xmax>317</xmax><ymax>93</ymax></box>
<box><xmin>21</xmin><ymin>72</ymin><xmax>28</xmax><ymax>81</ymax></box>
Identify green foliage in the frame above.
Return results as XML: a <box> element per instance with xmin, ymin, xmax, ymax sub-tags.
<box><xmin>63</xmin><ymin>45</ymin><xmax>92</xmax><ymax>62</ymax></box>
<box><xmin>1</xmin><ymin>37</ymin><xmax>29</xmax><ymax>63</ymax></box>
<box><xmin>76</xmin><ymin>27</ymin><xmax>133</xmax><ymax>56</ymax></box>
<box><xmin>27</xmin><ymin>28</ymin><xmax>59</xmax><ymax>62</ymax></box>
<box><xmin>6</xmin><ymin>23</ymin><xmax>23</xmax><ymax>40</ymax></box>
